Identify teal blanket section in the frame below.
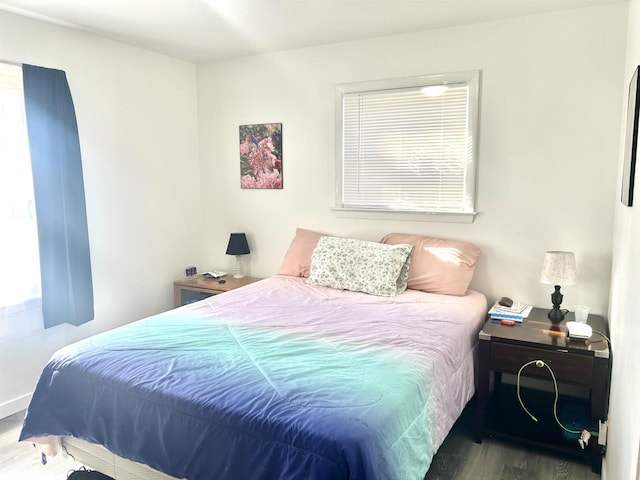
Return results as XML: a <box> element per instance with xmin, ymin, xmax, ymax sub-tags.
<box><xmin>22</xmin><ymin>310</ymin><xmax>436</xmax><ymax>479</ymax></box>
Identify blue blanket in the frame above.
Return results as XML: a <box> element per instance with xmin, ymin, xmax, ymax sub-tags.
<box><xmin>22</xmin><ymin>314</ymin><xmax>429</xmax><ymax>479</ymax></box>
<box><xmin>21</xmin><ymin>277</ymin><xmax>486</xmax><ymax>479</ymax></box>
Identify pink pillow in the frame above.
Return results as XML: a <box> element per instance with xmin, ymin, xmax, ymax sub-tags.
<box><xmin>278</xmin><ymin>228</ymin><xmax>327</xmax><ymax>277</ymax></box>
<box><xmin>380</xmin><ymin>233</ymin><xmax>482</xmax><ymax>296</ymax></box>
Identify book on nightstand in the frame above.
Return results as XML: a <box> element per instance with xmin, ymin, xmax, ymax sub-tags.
<box><xmin>488</xmin><ymin>301</ymin><xmax>533</xmax><ymax>322</ymax></box>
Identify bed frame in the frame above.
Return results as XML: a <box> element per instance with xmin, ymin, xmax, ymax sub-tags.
<box><xmin>63</xmin><ymin>437</ymin><xmax>182</xmax><ymax>480</ymax></box>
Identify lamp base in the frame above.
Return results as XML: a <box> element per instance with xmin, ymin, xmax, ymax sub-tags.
<box><xmin>233</xmin><ymin>255</ymin><xmax>244</xmax><ymax>279</ymax></box>
<box><xmin>547</xmin><ymin>284</ymin><xmax>565</xmax><ymax>324</ymax></box>
<box><xmin>547</xmin><ymin>307</ymin><xmax>565</xmax><ymax>323</ymax></box>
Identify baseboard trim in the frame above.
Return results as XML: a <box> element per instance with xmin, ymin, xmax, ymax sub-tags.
<box><xmin>0</xmin><ymin>393</ymin><xmax>31</xmax><ymax>420</ymax></box>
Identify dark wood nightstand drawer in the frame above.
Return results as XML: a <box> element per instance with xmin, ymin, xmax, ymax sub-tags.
<box><xmin>490</xmin><ymin>343</ymin><xmax>593</xmax><ymax>384</ymax></box>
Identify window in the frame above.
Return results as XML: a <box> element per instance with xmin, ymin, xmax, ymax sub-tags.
<box><xmin>0</xmin><ymin>63</ymin><xmax>41</xmax><ymax>337</ymax></box>
<box><xmin>1</xmin><ymin>62</ymin><xmax>93</xmax><ymax>333</ymax></box>
<box><xmin>335</xmin><ymin>71</ymin><xmax>480</xmax><ymax>222</ymax></box>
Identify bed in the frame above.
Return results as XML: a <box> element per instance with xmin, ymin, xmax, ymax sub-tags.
<box><xmin>20</xmin><ymin>232</ymin><xmax>487</xmax><ymax>480</ymax></box>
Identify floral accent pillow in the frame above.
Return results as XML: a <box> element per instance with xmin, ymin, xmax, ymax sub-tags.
<box><xmin>306</xmin><ymin>237</ymin><xmax>413</xmax><ymax>296</ymax></box>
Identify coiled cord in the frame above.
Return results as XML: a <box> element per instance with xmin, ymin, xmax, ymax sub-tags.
<box><xmin>516</xmin><ymin>359</ymin><xmax>588</xmax><ymax>435</ymax></box>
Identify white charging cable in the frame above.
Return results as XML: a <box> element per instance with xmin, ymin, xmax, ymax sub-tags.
<box><xmin>516</xmin><ymin>359</ymin><xmax>583</xmax><ymax>435</ymax></box>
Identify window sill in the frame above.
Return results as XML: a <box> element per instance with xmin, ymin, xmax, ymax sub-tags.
<box><xmin>0</xmin><ymin>295</ymin><xmax>42</xmax><ymax>314</ymax></box>
<box><xmin>331</xmin><ymin>207</ymin><xmax>477</xmax><ymax>224</ymax></box>
<box><xmin>0</xmin><ymin>295</ymin><xmax>43</xmax><ymax>342</ymax></box>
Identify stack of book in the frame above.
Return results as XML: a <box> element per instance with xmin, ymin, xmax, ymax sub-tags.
<box><xmin>488</xmin><ymin>301</ymin><xmax>533</xmax><ymax>322</ymax></box>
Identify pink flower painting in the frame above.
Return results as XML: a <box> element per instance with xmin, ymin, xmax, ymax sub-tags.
<box><xmin>239</xmin><ymin>123</ymin><xmax>283</xmax><ymax>189</ymax></box>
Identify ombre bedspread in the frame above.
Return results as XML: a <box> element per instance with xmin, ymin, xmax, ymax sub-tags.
<box><xmin>21</xmin><ymin>275</ymin><xmax>487</xmax><ymax>480</ymax></box>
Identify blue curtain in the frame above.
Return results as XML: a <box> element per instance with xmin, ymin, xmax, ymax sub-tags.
<box><xmin>22</xmin><ymin>64</ymin><xmax>94</xmax><ymax>328</ymax></box>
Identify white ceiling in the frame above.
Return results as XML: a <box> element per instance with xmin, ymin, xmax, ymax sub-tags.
<box><xmin>0</xmin><ymin>0</ymin><xmax>627</xmax><ymax>62</ymax></box>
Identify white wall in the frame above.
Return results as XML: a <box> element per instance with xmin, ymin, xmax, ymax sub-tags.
<box><xmin>198</xmin><ymin>5</ymin><xmax>626</xmax><ymax>313</ymax></box>
<box><xmin>607</xmin><ymin>1</ymin><xmax>640</xmax><ymax>479</ymax></box>
<box><xmin>0</xmin><ymin>10</ymin><xmax>203</xmax><ymax>417</ymax></box>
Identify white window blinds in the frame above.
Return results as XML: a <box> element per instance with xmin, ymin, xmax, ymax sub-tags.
<box><xmin>338</xmin><ymin>71</ymin><xmax>479</xmax><ymax>217</ymax></box>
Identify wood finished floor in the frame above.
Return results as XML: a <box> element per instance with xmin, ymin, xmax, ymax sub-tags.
<box><xmin>0</xmin><ymin>410</ymin><xmax>85</xmax><ymax>480</ymax></box>
<box><xmin>1</xmin><ymin>403</ymin><xmax>599</xmax><ymax>480</ymax></box>
<box><xmin>424</xmin><ymin>403</ymin><xmax>599</xmax><ymax>480</ymax></box>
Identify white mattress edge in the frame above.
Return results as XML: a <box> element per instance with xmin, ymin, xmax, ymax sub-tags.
<box><xmin>63</xmin><ymin>437</ymin><xmax>184</xmax><ymax>480</ymax></box>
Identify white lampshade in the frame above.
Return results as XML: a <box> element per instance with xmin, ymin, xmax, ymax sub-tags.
<box><xmin>540</xmin><ymin>251</ymin><xmax>577</xmax><ymax>286</ymax></box>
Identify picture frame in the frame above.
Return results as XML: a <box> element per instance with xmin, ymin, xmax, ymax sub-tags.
<box><xmin>239</xmin><ymin>123</ymin><xmax>283</xmax><ymax>189</ymax></box>
<box><xmin>621</xmin><ymin>66</ymin><xmax>640</xmax><ymax>207</ymax></box>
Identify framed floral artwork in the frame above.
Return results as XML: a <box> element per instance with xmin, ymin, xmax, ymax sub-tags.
<box><xmin>239</xmin><ymin>123</ymin><xmax>282</xmax><ymax>189</ymax></box>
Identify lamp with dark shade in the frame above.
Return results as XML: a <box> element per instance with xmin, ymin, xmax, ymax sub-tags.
<box><xmin>540</xmin><ymin>251</ymin><xmax>577</xmax><ymax>323</ymax></box>
<box><xmin>226</xmin><ymin>233</ymin><xmax>250</xmax><ymax>278</ymax></box>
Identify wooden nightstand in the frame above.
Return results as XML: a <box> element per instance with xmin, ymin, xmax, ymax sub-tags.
<box><xmin>476</xmin><ymin>307</ymin><xmax>610</xmax><ymax>473</ymax></box>
<box><xmin>173</xmin><ymin>275</ymin><xmax>262</xmax><ymax>307</ymax></box>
